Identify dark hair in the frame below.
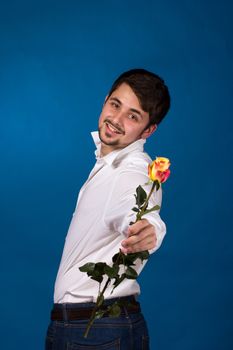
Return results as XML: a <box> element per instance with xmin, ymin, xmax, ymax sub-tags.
<box><xmin>107</xmin><ymin>68</ymin><xmax>170</xmax><ymax>126</ymax></box>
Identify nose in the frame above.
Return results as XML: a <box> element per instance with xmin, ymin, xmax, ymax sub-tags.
<box><xmin>108</xmin><ymin>110</ymin><xmax>126</xmax><ymax>134</ymax></box>
<box><xmin>111</xmin><ymin>109</ymin><xmax>125</xmax><ymax>124</ymax></box>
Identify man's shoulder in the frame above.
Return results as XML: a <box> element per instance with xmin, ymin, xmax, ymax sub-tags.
<box><xmin>113</xmin><ymin>150</ymin><xmax>152</xmax><ymax>173</ymax></box>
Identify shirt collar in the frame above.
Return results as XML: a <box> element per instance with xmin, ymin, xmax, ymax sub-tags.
<box><xmin>91</xmin><ymin>131</ymin><xmax>146</xmax><ymax>166</ymax></box>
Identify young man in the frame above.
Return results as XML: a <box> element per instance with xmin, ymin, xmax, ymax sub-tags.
<box><xmin>46</xmin><ymin>69</ymin><xmax>170</xmax><ymax>349</ymax></box>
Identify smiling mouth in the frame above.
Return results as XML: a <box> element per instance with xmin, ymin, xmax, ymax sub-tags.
<box><xmin>104</xmin><ymin>121</ymin><xmax>124</xmax><ymax>134</ymax></box>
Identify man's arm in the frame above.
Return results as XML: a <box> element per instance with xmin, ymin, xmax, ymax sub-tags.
<box><xmin>104</xmin><ymin>167</ymin><xmax>166</xmax><ymax>254</ymax></box>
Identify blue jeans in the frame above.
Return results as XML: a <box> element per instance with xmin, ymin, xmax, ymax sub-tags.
<box><xmin>45</xmin><ymin>298</ymin><xmax>150</xmax><ymax>349</ymax></box>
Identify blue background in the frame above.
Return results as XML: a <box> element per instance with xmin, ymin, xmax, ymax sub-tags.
<box><xmin>0</xmin><ymin>1</ymin><xmax>232</xmax><ymax>349</ymax></box>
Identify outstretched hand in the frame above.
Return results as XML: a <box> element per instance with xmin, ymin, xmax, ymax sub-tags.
<box><xmin>121</xmin><ymin>219</ymin><xmax>157</xmax><ymax>254</ymax></box>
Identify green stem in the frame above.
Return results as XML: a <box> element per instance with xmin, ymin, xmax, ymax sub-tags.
<box><xmin>83</xmin><ymin>277</ymin><xmax>111</xmax><ymax>338</ymax></box>
<box><xmin>83</xmin><ymin>251</ymin><xmax>123</xmax><ymax>338</ymax></box>
<box><xmin>137</xmin><ymin>181</ymin><xmax>157</xmax><ymax>221</ymax></box>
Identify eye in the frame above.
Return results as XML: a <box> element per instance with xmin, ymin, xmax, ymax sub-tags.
<box><xmin>110</xmin><ymin>101</ymin><xmax>119</xmax><ymax>109</ymax></box>
<box><xmin>128</xmin><ymin>114</ymin><xmax>139</xmax><ymax>122</ymax></box>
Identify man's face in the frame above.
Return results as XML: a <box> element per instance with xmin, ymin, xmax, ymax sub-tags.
<box><xmin>98</xmin><ymin>83</ymin><xmax>156</xmax><ymax>156</ymax></box>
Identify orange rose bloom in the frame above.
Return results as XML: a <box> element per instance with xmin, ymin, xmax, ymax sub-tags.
<box><xmin>148</xmin><ymin>157</ymin><xmax>171</xmax><ymax>183</ymax></box>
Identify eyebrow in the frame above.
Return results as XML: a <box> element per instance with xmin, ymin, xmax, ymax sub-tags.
<box><xmin>109</xmin><ymin>97</ymin><xmax>143</xmax><ymax>119</ymax></box>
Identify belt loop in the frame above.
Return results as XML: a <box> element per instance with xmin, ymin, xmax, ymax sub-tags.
<box><xmin>123</xmin><ymin>305</ymin><xmax>130</xmax><ymax>319</ymax></box>
<box><xmin>62</xmin><ymin>304</ymin><xmax>68</xmax><ymax>322</ymax></box>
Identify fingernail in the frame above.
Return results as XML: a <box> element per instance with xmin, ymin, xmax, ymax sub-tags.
<box><xmin>120</xmin><ymin>247</ymin><xmax>128</xmax><ymax>254</ymax></box>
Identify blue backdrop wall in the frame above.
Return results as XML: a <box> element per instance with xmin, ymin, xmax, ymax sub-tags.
<box><xmin>0</xmin><ymin>1</ymin><xmax>232</xmax><ymax>349</ymax></box>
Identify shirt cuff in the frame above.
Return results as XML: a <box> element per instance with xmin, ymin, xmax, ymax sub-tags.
<box><xmin>144</xmin><ymin>212</ymin><xmax>167</xmax><ymax>254</ymax></box>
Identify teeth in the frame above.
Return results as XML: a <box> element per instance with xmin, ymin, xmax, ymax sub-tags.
<box><xmin>107</xmin><ymin>123</ymin><xmax>120</xmax><ymax>133</ymax></box>
<box><xmin>109</xmin><ymin>124</ymin><xmax>116</xmax><ymax>132</ymax></box>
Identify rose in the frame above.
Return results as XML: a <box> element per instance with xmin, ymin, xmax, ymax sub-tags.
<box><xmin>148</xmin><ymin>157</ymin><xmax>171</xmax><ymax>183</ymax></box>
<box><xmin>151</xmin><ymin>157</ymin><xmax>170</xmax><ymax>172</ymax></box>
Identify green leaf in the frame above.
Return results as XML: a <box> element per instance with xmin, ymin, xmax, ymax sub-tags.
<box><xmin>141</xmin><ymin>205</ymin><xmax>160</xmax><ymax>216</ymax></box>
<box><xmin>136</xmin><ymin>250</ymin><xmax>150</xmax><ymax>262</ymax></box>
<box><xmin>125</xmin><ymin>266</ymin><xmax>138</xmax><ymax>279</ymax></box>
<box><xmin>112</xmin><ymin>251</ymin><xmax>124</xmax><ymax>264</ymax></box>
<box><xmin>88</xmin><ymin>270</ymin><xmax>104</xmax><ymax>283</ymax></box>
<box><xmin>123</xmin><ymin>253</ymin><xmax>138</xmax><ymax>266</ymax></box>
<box><xmin>113</xmin><ymin>273</ymin><xmax>126</xmax><ymax>289</ymax></box>
<box><xmin>88</xmin><ymin>263</ymin><xmax>107</xmax><ymax>283</ymax></box>
<box><xmin>113</xmin><ymin>251</ymin><xmax>149</xmax><ymax>269</ymax></box>
<box><xmin>95</xmin><ymin>309</ymin><xmax>106</xmax><ymax>319</ymax></box>
<box><xmin>104</xmin><ymin>265</ymin><xmax>119</xmax><ymax>278</ymax></box>
<box><xmin>132</xmin><ymin>207</ymin><xmax>139</xmax><ymax>212</ymax></box>
<box><xmin>123</xmin><ymin>251</ymin><xmax>149</xmax><ymax>266</ymax></box>
<box><xmin>90</xmin><ymin>274</ymin><xmax>103</xmax><ymax>283</ymax></box>
<box><xmin>79</xmin><ymin>262</ymin><xmax>95</xmax><ymax>273</ymax></box>
<box><xmin>108</xmin><ymin>303</ymin><xmax>121</xmax><ymax>318</ymax></box>
<box><xmin>95</xmin><ymin>262</ymin><xmax>107</xmax><ymax>274</ymax></box>
<box><xmin>135</xmin><ymin>185</ymin><xmax>147</xmax><ymax>207</ymax></box>
<box><xmin>80</xmin><ymin>261</ymin><xmax>106</xmax><ymax>283</ymax></box>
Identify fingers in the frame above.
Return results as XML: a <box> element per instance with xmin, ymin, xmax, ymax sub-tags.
<box><xmin>127</xmin><ymin>219</ymin><xmax>150</xmax><ymax>236</ymax></box>
<box><xmin>121</xmin><ymin>235</ymin><xmax>156</xmax><ymax>254</ymax></box>
<box><xmin>121</xmin><ymin>219</ymin><xmax>157</xmax><ymax>254</ymax></box>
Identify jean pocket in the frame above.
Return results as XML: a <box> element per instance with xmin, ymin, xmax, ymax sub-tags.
<box><xmin>67</xmin><ymin>338</ymin><xmax>120</xmax><ymax>350</ymax></box>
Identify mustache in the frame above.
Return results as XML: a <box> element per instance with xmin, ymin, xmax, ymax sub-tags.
<box><xmin>104</xmin><ymin>119</ymin><xmax>125</xmax><ymax>135</ymax></box>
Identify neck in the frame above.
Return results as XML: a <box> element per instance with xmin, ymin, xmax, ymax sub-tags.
<box><xmin>100</xmin><ymin>143</ymin><xmax>119</xmax><ymax>157</ymax></box>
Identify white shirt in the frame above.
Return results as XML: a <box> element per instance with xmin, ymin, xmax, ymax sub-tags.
<box><xmin>54</xmin><ymin>131</ymin><xmax>166</xmax><ymax>303</ymax></box>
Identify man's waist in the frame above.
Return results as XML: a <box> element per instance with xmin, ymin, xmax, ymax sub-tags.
<box><xmin>51</xmin><ymin>295</ymin><xmax>141</xmax><ymax>321</ymax></box>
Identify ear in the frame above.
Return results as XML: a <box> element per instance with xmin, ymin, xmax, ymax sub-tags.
<box><xmin>141</xmin><ymin>124</ymin><xmax>157</xmax><ymax>139</ymax></box>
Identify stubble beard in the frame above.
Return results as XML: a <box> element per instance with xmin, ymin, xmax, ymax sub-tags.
<box><xmin>98</xmin><ymin>125</ymin><xmax>120</xmax><ymax>146</ymax></box>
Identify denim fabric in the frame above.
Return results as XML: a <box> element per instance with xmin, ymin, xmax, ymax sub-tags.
<box><xmin>45</xmin><ymin>299</ymin><xmax>150</xmax><ymax>350</ymax></box>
